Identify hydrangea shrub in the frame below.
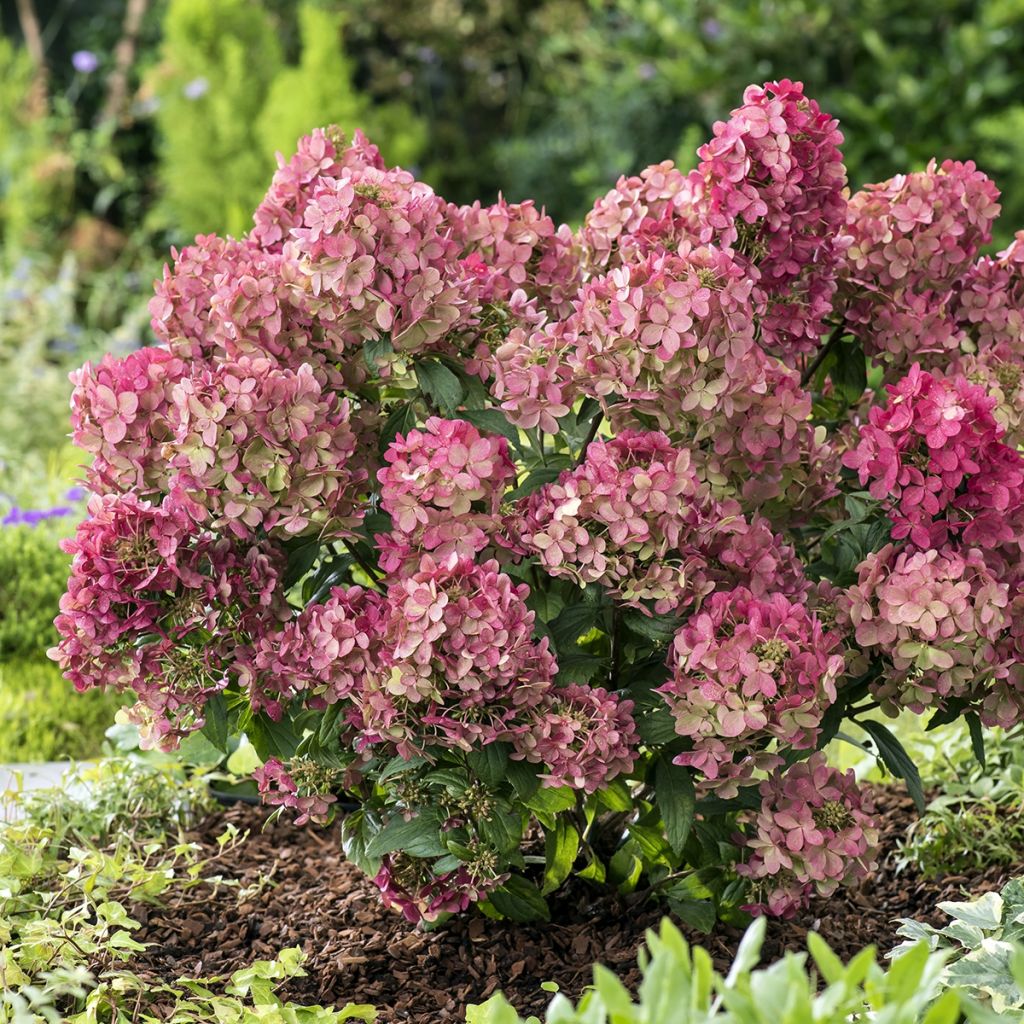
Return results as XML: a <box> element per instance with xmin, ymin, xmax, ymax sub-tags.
<box><xmin>51</xmin><ymin>81</ymin><xmax>1024</xmax><ymax>924</ymax></box>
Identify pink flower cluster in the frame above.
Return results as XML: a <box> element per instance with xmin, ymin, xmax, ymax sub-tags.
<box><xmin>374</xmin><ymin>853</ymin><xmax>501</xmax><ymax>924</ymax></box>
<box><xmin>843</xmin><ymin>365</ymin><xmax>1024</xmax><ymax>550</ymax></box>
<box><xmin>737</xmin><ymin>754</ymin><xmax>880</xmax><ymax>917</ymax></box>
<box><xmin>70</xmin><ymin>346</ymin><xmax>185</xmax><ymax>495</ymax></box>
<box><xmin>839</xmin><ymin>159</ymin><xmax>1000</xmax><ymax>368</ymax></box>
<box><xmin>840</xmin><ymin>543</ymin><xmax>1024</xmax><ymax>726</ymax></box>
<box><xmin>448</xmin><ymin>196</ymin><xmax>578</xmax><ymax>317</ymax></box>
<box><xmin>693</xmin><ymin>79</ymin><xmax>848</xmax><ymax>357</ymax></box>
<box><xmin>49</xmin><ymin>491</ymin><xmax>287</xmax><ymax>747</ymax></box>
<box><xmin>516</xmin><ymin>431</ymin><xmax>809</xmax><ymax>615</ymax></box>
<box><xmin>949</xmin><ymin>231</ymin><xmax>1024</xmax><ymax>447</ymax></box>
<box><xmin>58</xmin><ymin>80</ymin><xmax>1024</xmax><ymax>923</ymax></box>
<box><xmin>253</xmin><ymin>758</ymin><xmax>338</xmax><ymax>826</ymax></box>
<box><xmin>661</xmin><ymin>589</ymin><xmax>844</xmax><ymax>784</ymax></box>
<box><xmin>510</xmin><ymin>684</ymin><xmax>638</xmax><ymax>794</ymax></box>
<box><xmin>377</xmin><ymin>417</ymin><xmax>515</xmax><ymax>570</ymax></box>
<box><xmin>581</xmin><ymin>79</ymin><xmax>847</xmax><ymax>364</ymax></box>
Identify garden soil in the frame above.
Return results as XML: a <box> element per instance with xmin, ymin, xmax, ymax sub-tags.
<box><xmin>125</xmin><ymin>787</ymin><xmax>1012</xmax><ymax>1022</ymax></box>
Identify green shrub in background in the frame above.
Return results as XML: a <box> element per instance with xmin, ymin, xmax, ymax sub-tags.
<box><xmin>0</xmin><ymin>36</ymin><xmax>74</xmax><ymax>252</ymax></box>
<box><xmin>151</xmin><ymin>0</ymin><xmax>425</xmax><ymax>238</ymax></box>
<box><xmin>0</xmin><ymin>523</ymin><xmax>68</xmax><ymax>660</ymax></box>
<box><xmin>0</xmin><ymin>658</ymin><xmax>123</xmax><ymax>761</ymax></box>
<box><xmin>0</xmin><ymin>523</ymin><xmax>125</xmax><ymax>762</ymax></box>
<box><xmin>344</xmin><ymin>0</ymin><xmax>1024</xmax><ymax>237</ymax></box>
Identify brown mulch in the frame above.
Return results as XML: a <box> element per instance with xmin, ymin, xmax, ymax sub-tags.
<box><xmin>124</xmin><ymin>787</ymin><xmax>1013</xmax><ymax>1022</ymax></box>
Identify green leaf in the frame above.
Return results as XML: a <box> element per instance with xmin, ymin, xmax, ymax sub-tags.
<box><xmin>504</xmin><ymin>466</ymin><xmax>564</xmax><ymax>501</ymax></box>
<box><xmin>226</xmin><ymin>736</ymin><xmax>262</xmax><ymax>775</ymax></box>
<box><xmin>667</xmin><ymin>896</ymin><xmax>715</xmax><ymax>934</ymax></box>
<box><xmin>365</xmin><ymin>808</ymin><xmax>448</xmax><ymax>859</ymax></box>
<box><xmin>829</xmin><ymin>335</ymin><xmax>867</xmax><ymax>403</ymax></box>
<box><xmin>542</xmin><ymin>820</ymin><xmax>580</xmax><ymax>895</ymax></box>
<box><xmin>635</xmin><ymin>704</ymin><xmax>679</xmax><ymax>745</ymax></box>
<box><xmin>416</xmin><ymin>359</ymin><xmax>465</xmax><ymax>413</ymax></box>
<box><xmin>550</xmin><ymin>602</ymin><xmax>606</xmax><ymax>653</ymax></box>
<box><xmin>247</xmin><ymin>713</ymin><xmax>303</xmax><ymax>761</ymax></box>
<box><xmin>363</xmin><ymin>335</ymin><xmax>395</xmax><ymax>371</ymax></box>
<box><xmin>622</xmin><ymin>610</ymin><xmax>682</xmax><ymax>645</ymax></box>
<box><xmin>378</xmin><ymin>401</ymin><xmax>419</xmax><ymax>454</ymax></box>
<box><xmin>283</xmin><ymin>540</ymin><xmax>321</xmax><ymax>589</ymax></box>
<box><xmin>967</xmin><ymin>712</ymin><xmax>986</xmax><ymax>768</ymax></box>
<box><xmin>860</xmin><ymin>719</ymin><xmax>926</xmax><ymax>811</ymax></box>
<box><xmin>468</xmin><ymin>744</ymin><xmax>509</xmax><ymax>787</ymax></box>
<box><xmin>200</xmin><ymin>693</ymin><xmax>229</xmax><ymax>753</ymax></box>
<box><xmin>459</xmin><ymin>408</ymin><xmax>521</xmax><ymax>444</ymax></box>
<box><xmin>506</xmin><ymin>760</ymin><xmax>542</xmax><ymax>802</ymax></box>
<box><xmin>655</xmin><ymin>757</ymin><xmax>696</xmax><ymax>855</ymax></box>
<box><xmin>486</xmin><ymin>876</ymin><xmax>551</xmax><ymax>922</ymax></box>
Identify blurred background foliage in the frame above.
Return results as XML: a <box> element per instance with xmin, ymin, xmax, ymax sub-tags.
<box><xmin>4</xmin><ymin>0</ymin><xmax>1024</xmax><ymax>759</ymax></box>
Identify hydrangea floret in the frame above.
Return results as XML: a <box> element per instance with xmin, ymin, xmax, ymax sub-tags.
<box><xmin>53</xmin><ymin>81</ymin><xmax>1024</xmax><ymax>926</ymax></box>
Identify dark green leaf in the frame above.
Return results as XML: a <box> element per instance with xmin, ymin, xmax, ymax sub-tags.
<box><xmin>860</xmin><ymin>719</ymin><xmax>925</xmax><ymax>812</ymax></box>
<box><xmin>486</xmin><ymin>876</ymin><xmax>551</xmax><ymax>922</ymax></box>
<box><xmin>247</xmin><ymin>714</ymin><xmax>303</xmax><ymax>761</ymax></box>
<box><xmin>478</xmin><ymin>807</ymin><xmax>524</xmax><ymax>854</ymax></box>
<box><xmin>667</xmin><ymin>896</ymin><xmax>716</xmax><ymax>934</ymax></box>
<box><xmin>967</xmin><ymin>712</ymin><xmax>986</xmax><ymax>768</ymax></box>
<box><xmin>378</xmin><ymin>402</ymin><xmax>418</xmax><ymax>454</ymax></box>
<box><xmin>365</xmin><ymin>808</ymin><xmax>448</xmax><ymax>859</ymax></box>
<box><xmin>550</xmin><ymin>602</ymin><xmax>606</xmax><ymax>652</ymax></box>
<box><xmin>634</xmin><ymin>704</ymin><xmax>679</xmax><ymax>745</ymax></box>
<box><xmin>506</xmin><ymin>760</ymin><xmax>542</xmax><ymax>802</ymax></box>
<box><xmin>363</xmin><ymin>336</ymin><xmax>394</xmax><ymax>371</ymax></box>
<box><xmin>458</xmin><ymin>408</ymin><xmax>521</xmax><ymax>443</ymax></box>
<box><xmin>655</xmin><ymin>757</ymin><xmax>696</xmax><ymax>855</ymax></box>
<box><xmin>504</xmin><ymin>466</ymin><xmax>564</xmax><ymax>501</ymax></box>
<box><xmin>341</xmin><ymin>810</ymin><xmax>374</xmax><ymax>873</ymax></box>
<box><xmin>622</xmin><ymin>610</ymin><xmax>682</xmax><ymax>645</ymax></box>
<box><xmin>200</xmin><ymin>693</ymin><xmax>229</xmax><ymax>752</ymax></box>
<box><xmin>468</xmin><ymin>744</ymin><xmax>509</xmax><ymax>787</ymax></box>
<box><xmin>283</xmin><ymin>540</ymin><xmax>320</xmax><ymax>589</ymax></box>
<box><xmin>416</xmin><ymin>359</ymin><xmax>465</xmax><ymax>413</ymax></box>
<box><xmin>829</xmin><ymin>335</ymin><xmax>867</xmax><ymax>404</ymax></box>
<box><xmin>542</xmin><ymin>820</ymin><xmax>580</xmax><ymax>895</ymax></box>
<box><xmin>555</xmin><ymin>652</ymin><xmax>606</xmax><ymax>684</ymax></box>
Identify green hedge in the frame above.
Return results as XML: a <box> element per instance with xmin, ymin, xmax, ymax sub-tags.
<box><xmin>0</xmin><ymin>523</ymin><xmax>69</xmax><ymax>661</ymax></box>
<box><xmin>0</xmin><ymin>658</ymin><xmax>123</xmax><ymax>762</ymax></box>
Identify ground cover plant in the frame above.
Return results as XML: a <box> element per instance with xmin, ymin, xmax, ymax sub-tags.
<box><xmin>0</xmin><ymin>759</ymin><xmax>378</xmax><ymax>1023</ymax></box>
<box><xmin>892</xmin><ymin>877</ymin><xmax>1024</xmax><ymax>1019</ymax></box>
<box><xmin>50</xmin><ymin>79</ymin><xmax>1024</xmax><ymax>929</ymax></box>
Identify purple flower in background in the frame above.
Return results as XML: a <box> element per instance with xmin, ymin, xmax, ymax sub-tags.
<box><xmin>72</xmin><ymin>50</ymin><xmax>99</xmax><ymax>74</ymax></box>
<box><xmin>701</xmin><ymin>18</ymin><xmax>723</xmax><ymax>39</ymax></box>
<box><xmin>637</xmin><ymin>62</ymin><xmax>657</xmax><ymax>81</ymax></box>
<box><xmin>183</xmin><ymin>77</ymin><xmax>209</xmax><ymax>100</ymax></box>
<box><xmin>2</xmin><ymin>505</ymin><xmax>76</xmax><ymax>528</ymax></box>
<box><xmin>64</xmin><ymin>486</ymin><xmax>87</xmax><ymax>502</ymax></box>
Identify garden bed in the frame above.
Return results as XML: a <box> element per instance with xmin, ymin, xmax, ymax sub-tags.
<box><xmin>122</xmin><ymin>785</ymin><xmax>1012</xmax><ymax>1023</ymax></box>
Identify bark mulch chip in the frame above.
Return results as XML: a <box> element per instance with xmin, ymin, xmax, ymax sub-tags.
<box><xmin>124</xmin><ymin>786</ymin><xmax>1014</xmax><ymax>1022</ymax></box>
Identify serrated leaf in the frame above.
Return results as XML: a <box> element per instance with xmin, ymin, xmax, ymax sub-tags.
<box><xmin>365</xmin><ymin>807</ymin><xmax>448</xmax><ymax>858</ymax></box>
<box><xmin>416</xmin><ymin>359</ymin><xmax>465</xmax><ymax>413</ymax></box>
<box><xmin>458</xmin><ymin>408</ymin><xmax>521</xmax><ymax>443</ymax></box>
<box><xmin>363</xmin><ymin>335</ymin><xmax>394</xmax><ymax>370</ymax></box>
